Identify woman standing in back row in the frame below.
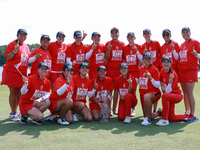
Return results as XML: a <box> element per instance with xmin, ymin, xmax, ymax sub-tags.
<box><xmin>178</xmin><ymin>27</ymin><xmax>200</xmax><ymax>122</ymax></box>
<box><xmin>1</xmin><ymin>29</ymin><xmax>30</xmax><ymax>121</ymax></box>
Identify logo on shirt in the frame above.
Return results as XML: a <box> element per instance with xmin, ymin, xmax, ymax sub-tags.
<box><xmin>82</xmin><ymin>83</ymin><xmax>84</xmax><ymax>87</ymax></box>
<box><xmin>149</xmin><ymin>46</ymin><xmax>152</xmax><ymax>51</ymax></box>
<box><xmin>30</xmin><ymin>90</ymin><xmax>46</xmax><ymax>100</ymax></box>
<box><xmin>79</xmin><ymin>49</ymin><xmax>82</xmax><ymax>53</ymax></box>
<box><xmin>139</xmin><ymin>77</ymin><xmax>148</xmax><ymax>89</ymax></box>
<box><xmin>123</xmin><ymin>83</ymin><xmax>126</xmax><ymax>88</ymax></box>
<box><xmin>179</xmin><ymin>50</ymin><xmax>187</xmax><ymax>62</ymax></box>
<box><xmin>119</xmin><ymin>88</ymin><xmax>128</xmax><ymax>100</ymax></box>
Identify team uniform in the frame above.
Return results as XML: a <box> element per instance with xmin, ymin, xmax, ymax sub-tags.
<box><xmin>86</xmin><ymin>44</ymin><xmax>106</xmax><ymax>79</ymax></box>
<box><xmin>141</xmin><ymin>41</ymin><xmax>161</xmax><ymax>70</ymax></box>
<box><xmin>123</xmin><ymin>44</ymin><xmax>142</xmax><ymax>79</ymax></box>
<box><xmin>29</xmin><ymin>47</ymin><xmax>52</xmax><ymax>79</ymax></box>
<box><xmin>66</xmin><ymin>43</ymin><xmax>87</xmax><ymax>75</ymax></box>
<box><xmin>72</xmin><ymin>75</ymin><xmax>91</xmax><ymax>104</ymax></box>
<box><xmin>114</xmin><ymin>75</ymin><xmax>138</xmax><ymax>121</ymax></box>
<box><xmin>160</xmin><ymin>69</ymin><xmax>186</xmax><ymax>121</ymax></box>
<box><xmin>178</xmin><ymin>39</ymin><xmax>200</xmax><ymax>83</ymax></box>
<box><xmin>1</xmin><ymin>40</ymin><xmax>30</xmax><ymax>87</ymax></box>
<box><xmin>139</xmin><ymin>65</ymin><xmax>161</xmax><ymax>109</ymax></box>
<box><xmin>48</xmin><ymin>42</ymin><xmax>68</xmax><ymax>83</ymax></box>
<box><xmin>160</xmin><ymin>40</ymin><xmax>179</xmax><ymax>73</ymax></box>
<box><xmin>88</xmin><ymin>76</ymin><xmax>113</xmax><ymax>111</ymax></box>
<box><xmin>49</xmin><ymin>75</ymin><xmax>74</xmax><ymax>114</ymax></box>
<box><xmin>105</xmin><ymin>40</ymin><xmax>125</xmax><ymax>80</ymax></box>
<box><xmin>19</xmin><ymin>74</ymin><xmax>51</xmax><ymax>116</ymax></box>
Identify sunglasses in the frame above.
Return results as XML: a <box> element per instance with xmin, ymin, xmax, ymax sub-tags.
<box><xmin>163</xmin><ymin>33</ymin><xmax>170</xmax><ymax>36</ymax></box>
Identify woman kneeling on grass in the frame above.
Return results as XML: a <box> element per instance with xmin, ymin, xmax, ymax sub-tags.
<box><xmin>48</xmin><ymin>64</ymin><xmax>74</xmax><ymax>125</ymax></box>
<box><xmin>156</xmin><ymin>57</ymin><xmax>186</xmax><ymax>126</ymax></box>
<box><xmin>72</xmin><ymin>62</ymin><xmax>92</xmax><ymax>122</ymax></box>
<box><xmin>19</xmin><ymin>62</ymin><xmax>51</xmax><ymax>125</ymax></box>
<box><xmin>113</xmin><ymin>63</ymin><xmax>138</xmax><ymax>124</ymax></box>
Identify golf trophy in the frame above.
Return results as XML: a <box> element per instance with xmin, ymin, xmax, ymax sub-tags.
<box><xmin>100</xmin><ymin>92</ymin><xmax>109</xmax><ymax>123</ymax></box>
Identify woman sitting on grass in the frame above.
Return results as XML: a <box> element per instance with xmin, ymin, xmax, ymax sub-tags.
<box><xmin>48</xmin><ymin>64</ymin><xmax>74</xmax><ymax>125</ymax></box>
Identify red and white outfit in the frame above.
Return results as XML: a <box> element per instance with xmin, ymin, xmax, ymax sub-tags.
<box><xmin>105</xmin><ymin>40</ymin><xmax>125</xmax><ymax>80</ymax></box>
<box><xmin>29</xmin><ymin>47</ymin><xmax>52</xmax><ymax>79</ymax></box>
<box><xmin>160</xmin><ymin>40</ymin><xmax>179</xmax><ymax>73</ymax></box>
<box><xmin>19</xmin><ymin>74</ymin><xmax>51</xmax><ymax>116</ymax></box>
<box><xmin>160</xmin><ymin>69</ymin><xmax>186</xmax><ymax>121</ymax></box>
<box><xmin>72</xmin><ymin>75</ymin><xmax>91</xmax><ymax>104</ymax></box>
<box><xmin>48</xmin><ymin>42</ymin><xmax>68</xmax><ymax>83</ymax></box>
<box><xmin>141</xmin><ymin>41</ymin><xmax>161</xmax><ymax>70</ymax></box>
<box><xmin>1</xmin><ymin>40</ymin><xmax>30</xmax><ymax>87</ymax></box>
<box><xmin>66</xmin><ymin>43</ymin><xmax>87</xmax><ymax>75</ymax></box>
<box><xmin>114</xmin><ymin>75</ymin><xmax>138</xmax><ymax>121</ymax></box>
<box><xmin>139</xmin><ymin>65</ymin><xmax>161</xmax><ymax>109</ymax></box>
<box><xmin>49</xmin><ymin>75</ymin><xmax>74</xmax><ymax>114</ymax></box>
<box><xmin>88</xmin><ymin>76</ymin><xmax>113</xmax><ymax>111</ymax></box>
<box><xmin>86</xmin><ymin>43</ymin><xmax>106</xmax><ymax>79</ymax></box>
<box><xmin>123</xmin><ymin>44</ymin><xmax>142</xmax><ymax>79</ymax></box>
<box><xmin>178</xmin><ymin>39</ymin><xmax>200</xmax><ymax>83</ymax></box>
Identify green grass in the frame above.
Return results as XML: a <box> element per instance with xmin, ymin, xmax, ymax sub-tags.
<box><xmin>0</xmin><ymin>83</ymin><xmax>200</xmax><ymax>150</ymax></box>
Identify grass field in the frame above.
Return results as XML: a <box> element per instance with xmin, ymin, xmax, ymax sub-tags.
<box><xmin>0</xmin><ymin>83</ymin><xmax>200</xmax><ymax>150</ymax></box>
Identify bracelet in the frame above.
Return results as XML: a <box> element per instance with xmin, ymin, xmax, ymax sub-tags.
<box><xmin>12</xmin><ymin>51</ymin><xmax>16</xmax><ymax>55</ymax></box>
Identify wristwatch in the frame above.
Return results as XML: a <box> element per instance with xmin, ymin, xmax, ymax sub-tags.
<box><xmin>12</xmin><ymin>51</ymin><xmax>16</xmax><ymax>55</ymax></box>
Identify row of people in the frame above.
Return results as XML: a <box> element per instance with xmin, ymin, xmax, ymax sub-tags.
<box><xmin>2</xmin><ymin>27</ymin><xmax>200</xmax><ymax>123</ymax></box>
<box><xmin>19</xmin><ymin>53</ymin><xmax>192</xmax><ymax>126</ymax></box>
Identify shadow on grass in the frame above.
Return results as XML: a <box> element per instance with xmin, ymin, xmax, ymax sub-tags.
<box><xmin>0</xmin><ymin>115</ymin><xmax>188</xmax><ymax>138</ymax></box>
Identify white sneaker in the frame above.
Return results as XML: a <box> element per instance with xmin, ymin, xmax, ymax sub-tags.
<box><xmin>73</xmin><ymin>114</ymin><xmax>79</xmax><ymax>122</ymax></box>
<box><xmin>141</xmin><ymin>117</ymin><xmax>151</xmax><ymax>126</ymax></box>
<box><xmin>10</xmin><ymin>113</ymin><xmax>20</xmax><ymax>121</ymax></box>
<box><xmin>124</xmin><ymin>116</ymin><xmax>131</xmax><ymax>124</ymax></box>
<box><xmin>57</xmin><ymin>118</ymin><xmax>70</xmax><ymax>125</ymax></box>
<box><xmin>130</xmin><ymin>109</ymin><xmax>136</xmax><ymax>117</ymax></box>
<box><xmin>43</xmin><ymin>114</ymin><xmax>57</xmax><ymax>121</ymax></box>
<box><xmin>156</xmin><ymin>119</ymin><xmax>169</xmax><ymax>126</ymax></box>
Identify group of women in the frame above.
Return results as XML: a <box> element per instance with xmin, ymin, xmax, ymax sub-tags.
<box><xmin>1</xmin><ymin>26</ymin><xmax>200</xmax><ymax>126</ymax></box>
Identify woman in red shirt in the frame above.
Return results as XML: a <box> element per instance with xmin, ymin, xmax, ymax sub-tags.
<box><xmin>139</xmin><ymin>52</ymin><xmax>161</xmax><ymax>126</ymax></box>
<box><xmin>178</xmin><ymin>27</ymin><xmax>200</xmax><ymax>122</ymax></box>
<box><xmin>86</xmin><ymin>32</ymin><xmax>106</xmax><ymax>80</ymax></box>
<box><xmin>72</xmin><ymin>62</ymin><xmax>92</xmax><ymax>122</ymax></box>
<box><xmin>48</xmin><ymin>31</ymin><xmax>68</xmax><ymax>90</ymax></box>
<box><xmin>156</xmin><ymin>57</ymin><xmax>186</xmax><ymax>126</ymax></box>
<box><xmin>114</xmin><ymin>63</ymin><xmax>138</xmax><ymax>124</ymax></box>
<box><xmin>1</xmin><ymin>29</ymin><xmax>30</xmax><ymax>121</ymax></box>
<box><xmin>48</xmin><ymin>64</ymin><xmax>74</xmax><ymax>125</ymax></box>
<box><xmin>19</xmin><ymin>62</ymin><xmax>51</xmax><ymax>125</ymax></box>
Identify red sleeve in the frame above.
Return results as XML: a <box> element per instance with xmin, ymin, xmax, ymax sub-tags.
<box><xmin>114</xmin><ymin>78</ymin><xmax>119</xmax><ymax>90</ymax></box>
<box><xmin>27</xmin><ymin>76</ymin><xmax>33</xmax><ymax>90</ymax></box>
<box><xmin>105</xmin><ymin>41</ymin><xmax>109</xmax><ymax>52</ymax></box>
<box><xmin>4</xmin><ymin>42</ymin><xmax>14</xmax><ymax>59</ymax></box>
<box><xmin>108</xmin><ymin>78</ymin><xmax>114</xmax><ymax>91</ymax></box>
<box><xmin>66</xmin><ymin>45</ymin><xmax>72</xmax><ymax>58</ymax></box>
<box><xmin>46</xmin><ymin>79</ymin><xmax>51</xmax><ymax>92</ymax></box>
<box><xmin>195</xmin><ymin>40</ymin><xmax>200</xmax><ymax>53</ymax></box>
<box><xmin>171</xmin><ymin>71</ymin><xmax>178</xmax><ymax>90</ymax></box>
<box><xmin>152</xmin><ymin>67</ymin><xmax>160</xmax><ymax>81</ymax></box>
